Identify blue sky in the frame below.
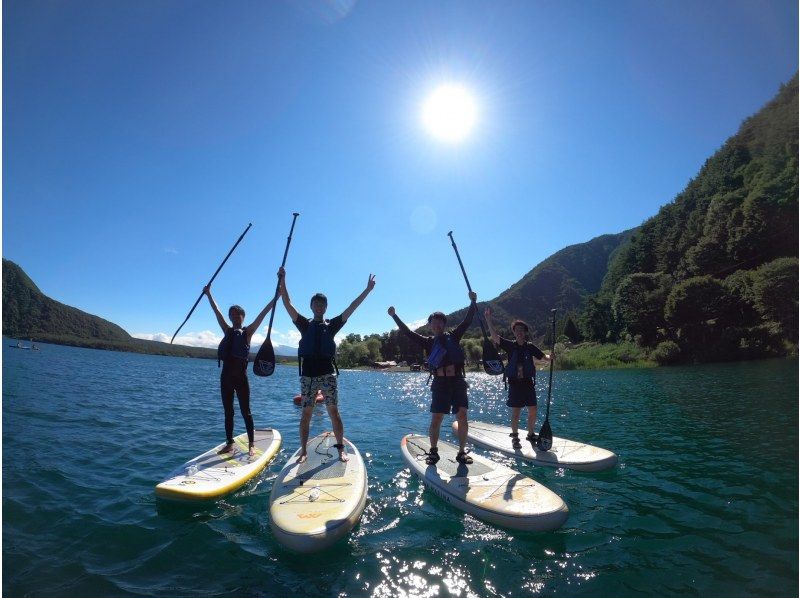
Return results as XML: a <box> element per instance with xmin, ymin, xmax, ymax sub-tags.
<box><xmin>4</xmin><ymin>0</ymin><xmax>798</xmax><ymax>350</ymax></box>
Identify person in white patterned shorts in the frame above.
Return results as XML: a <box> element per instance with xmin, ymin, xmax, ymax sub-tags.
<box><xmin>278</xmin><ymin>267</ymin><xmax>375</xmax><ymax>462</ymax></box>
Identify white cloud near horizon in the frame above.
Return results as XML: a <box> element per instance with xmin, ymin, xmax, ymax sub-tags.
<box><xmin>133</xmin><ymin>328</ymin><xmax>303</xmax><ymax>349</ymax></box>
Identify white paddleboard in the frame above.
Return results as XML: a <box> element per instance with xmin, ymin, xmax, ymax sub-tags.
<box><xmin>269</xmin><ymin>432</ymin><xmax>367</xmax><ymax>553</ymax></box>
<box><xmin>155</xmin><ymin>428</ymin><xmax>282</xmax><ymax>501</ymax></box>
<box><xmin>454</xmin><ymin>420</ymin><xmax>618</xmax><ymax>472</ymax></box>
<box><xmin>400</xmin><ymin>434</ymin><xmax>568</xmax><ymax>532</ymax></box>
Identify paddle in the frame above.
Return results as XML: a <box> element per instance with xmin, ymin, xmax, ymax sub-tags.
<box><xmin>537</xmin><ymin>309</ymin><xmax>557</xmax><ymax>451</ymax></box>
<box><xmin>253</xmin><ymin>212</ymin><xmax>300</xmax><ymax>376</ymax></box>
<box><xmin>170</xmin><ymin>223</ymin><xmax>253</xmax><ymax>344</ymax></box>
<box><xmin>446</xmin><ymin>231</ymin><xmax>504</xmax><ymax>375</ymax></box>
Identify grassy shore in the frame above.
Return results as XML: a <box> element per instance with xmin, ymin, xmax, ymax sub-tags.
<box><xmin>554</xmin><ymin>341</ymin><xmax>656</xmax><ymax>370</ymax></box>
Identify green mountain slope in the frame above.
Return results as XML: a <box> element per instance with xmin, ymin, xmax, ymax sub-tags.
<box><xmin>585</xmin><ymin>75</ymin><xmax>798</xmax><ymax>361</ymax></box>
<box><xmin>2</xmin><ymin>259</ymin><xmax>216</xmax><ymax>358</ymax></box>
<box><xmin>442</xmin><ymin>229</ymin><xmax>636</xmax><ymax>337</ymax></box>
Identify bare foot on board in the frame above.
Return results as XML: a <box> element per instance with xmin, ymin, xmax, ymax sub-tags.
<box><xmin>217</xmin><ymin>442</ymin><xmax>234</xmax><ymax>455</ymax></box>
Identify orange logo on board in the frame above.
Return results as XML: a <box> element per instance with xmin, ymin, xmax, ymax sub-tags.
<box><xmin>297</xmin><ymin>512</ymin><xmax>321</xmax><ymax>519</ymax></box>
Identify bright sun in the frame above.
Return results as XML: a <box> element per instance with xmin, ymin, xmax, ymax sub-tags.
<box><xmin>422</xmin><ymin>84</ymin><xmax>478</xmax><ymax>143</ymax></box>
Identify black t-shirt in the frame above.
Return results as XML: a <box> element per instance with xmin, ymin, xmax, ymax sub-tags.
<box><xmin>294</xmin><ymin>314</ymin><xmax>345</xmax><ymax>377</ymax></box>
<box><xmin>498</xmin><ymin>337</ymin><xmax>545</xmax><ymax>382</ymax></box>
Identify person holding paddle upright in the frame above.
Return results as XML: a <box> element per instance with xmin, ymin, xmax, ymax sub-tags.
<box><xmin>388</xmin><ymin>293</ymin><xmax>477</xmax><ymax>465</ymax></box>
<box><xmin>204</xmin><ymin>283</ymin><xmax>278</xmax><ymax>457</ymax></box>
<box><xmin>278</xmin><ymin>267</ymin><xmax>376</xmax><ymax>463</ymax></box>
<box><xmin>485</xmin><ymin>307</ymin><xmax>550</xmax><ymax>450</ymax></box>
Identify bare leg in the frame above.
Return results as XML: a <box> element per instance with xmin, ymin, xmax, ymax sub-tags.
<box><xmin>455</xmin><ymin>408</ymin><xmax>469</xmax><ymax>452</ymax></box>
<box><xmin>429</xmin><ymin>412</ymin><xmax>445</xmax><ymax>449</ymax></box>
<box><xmin>327</xmin><ymin>404</ymin><xmax>348</xmax><ymax>462</ymax></box>
<box><xmin>510</xmin><ymin>407</ymin><xmax>522</xmax><ymax>436</ymax></box>
<box><xmin>298</xmin><ymin>406</ymin><xmax>313</xmax><ymax>463</ymax></box>
<box><xmin>527</xmin><ymin>406</ymin><xmax>538</xmax><ymax>436</ymax></box>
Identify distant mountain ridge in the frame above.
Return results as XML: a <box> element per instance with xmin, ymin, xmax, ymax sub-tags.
<box><xmin>3</xmin><ymin>259</ymin><xmax>131</xmax><ymax>341</ymax></box>
<box><xmin>3</xmin><ymin>258</ymin><xmax>299</xmax><ymax>360</ymax></box>
<box><xmin>3</xmin><ymin>259</ymin><xmax>217</xmax><ymax>358</ymax></box>
<box><xmin>441</xmin><ymin>229</ymin><xmax>636</xmax><ymax>337</ymax></box>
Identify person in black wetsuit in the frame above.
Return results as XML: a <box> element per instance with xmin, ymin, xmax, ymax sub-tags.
<box><xmin>485</xmin><ymin>307</ymin><xmax>551</xmax><ymax>449</ymax></box>
<box><xmin>388</xmin><ymin>293</ymin><xmax>477</xmax><ymax>465</ymax></box>
<box><xmin>204</xmin><ymin>284</ymin><xmax>278</xmax><ymax>457</ymax></box>
<box><xmin>278</xmin><ymin>267</ymin><xmax>375</xmax><ymax>463</ymax></box>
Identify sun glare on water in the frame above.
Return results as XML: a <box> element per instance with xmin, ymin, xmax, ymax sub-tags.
<box><xmin>422</xmin><ymin>84</ymin><xmax>478</xmax><ymax>143</ymax></box>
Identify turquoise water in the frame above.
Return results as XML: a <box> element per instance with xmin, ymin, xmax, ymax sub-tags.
<box><xmin>3</xmin><ymin>341</ymin><xmax>797</xmax><ymax>596</ymax></box>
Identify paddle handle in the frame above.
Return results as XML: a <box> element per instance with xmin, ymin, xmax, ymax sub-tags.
<box><xmin>170</xmin><ymin>223</ymin><xmax>253</xmax><ymax>344</ymax></box>
<box><xmin>447</xmin><ymin>231</ymin><xmax>492</xmax><ymax>341</ymax></box>
<box><xmin>264</xmin><ymin>213</ymin><xmax>299</xmax><ymax>341</ymax></box>
<box><xmin>545</xmin><ymin>309</ymin><xmax>556</xmax><ymax>419</ymax></box>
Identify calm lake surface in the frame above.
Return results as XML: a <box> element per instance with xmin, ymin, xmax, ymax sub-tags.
<box><xmin>3</xmin><ymin>341</ymin><xmax>797</xmax><ymax>596</ymax></box>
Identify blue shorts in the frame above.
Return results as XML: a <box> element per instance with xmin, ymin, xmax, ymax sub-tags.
<box><xmin>430</xmin><ymin>377</ymin><xmax>468</xmax><ymax>414</ymax></box>
<box><xmin>507</xmin><ymin>378</ymin><xmax>537</xmax><ymax>408</ymax></box>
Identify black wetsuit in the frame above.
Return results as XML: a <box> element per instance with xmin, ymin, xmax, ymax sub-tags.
<box><xmin>220</xmin><ymin>357</ymin><xmax>255</xmax><ymax>445</ymax></box>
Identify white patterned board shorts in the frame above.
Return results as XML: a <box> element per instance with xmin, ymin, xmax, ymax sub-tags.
<box><xmin>300</xmin><ymin>374</ymin><xmax>338</xmax><ymax>408</ymax></box>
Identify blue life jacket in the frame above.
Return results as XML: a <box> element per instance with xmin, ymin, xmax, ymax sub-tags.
<box><xmin>298</xmin><ymin>319</ymin><xmax>337</xmax><ymax>359</ymax></box>
<box><xmin>504</xmin><ymin>343</ymin><xmax>536</xmax><ymax>380</ymax></box>
<box><xmin>427</xmin><ymin>333</ymin><xmax>466</xmax><ymax>373</ymax></box>
<box><xmin>218</xmin><ymin>328</ymin><xmax>250</xmax><ymax>367</ymax></box>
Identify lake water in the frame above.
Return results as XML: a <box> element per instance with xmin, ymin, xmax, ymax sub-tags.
<box><xmin>3</xmin><ymin>341</ymin><xmax>797</xmax><ymax>596</ymax></box>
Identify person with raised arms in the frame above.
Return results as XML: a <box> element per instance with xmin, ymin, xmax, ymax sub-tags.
<box><xmin>278</xmin><ymin>267</ymin><xmax>375</xmax><ymax>463</ymax></box>
<box><xmin>204</xmin><ymin>283</ymin><xmax>279</xmax><ymax>456</ymax></box>
<box><xmin>388</xmin><ymin>293</ymin><xmax>477</xmax><ymax>465</ymax></box>
<box><xmin>484</xmin><ymin>307</ymin><xmax>550</xmax><ymax>449</ymax></box>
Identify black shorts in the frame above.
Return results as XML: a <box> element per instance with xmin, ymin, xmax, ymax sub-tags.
<box><xmin>430</xmin><ymin>377</ymin><xmax>468</xmax><ymax>414</ymax></box>
<box><xmin>507</xmin><ymin>378</ymin><xmax>537</xmax><ymax>408</ymax></box>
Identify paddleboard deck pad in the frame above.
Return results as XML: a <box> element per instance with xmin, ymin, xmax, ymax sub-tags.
<box><xmin>400</xmin><ymin>434</ymin><xmax>568</xmax><ymax>532</ymax></box>
<box><xmin>155</xmin><ymin>428</ymin><xmax>281</xmax><ymax>501</ymax></box>
<box><xmin>454</xmin><ymin>421</ymin><xmax>618</xmax><ymax>472</ymax></box>
<box><xmin>269</xmin><ymin>432</ymin><xmax>367</xmax><ymax>553</ymax></box>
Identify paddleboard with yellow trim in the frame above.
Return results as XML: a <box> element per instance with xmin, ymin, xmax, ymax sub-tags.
<box><xmin>269</xmin><ymin>432</ymin><xmax>367</xmax><ymax>553</ymax></box>
<box><xmin>454</xmin><ymin>421</ymin><xmax>617</xmax><ymax>472</ymax></box>
<box><xmin>401</xmin><ymin>433</ymin><xmax>568</xmax><ymax>532</ymax></box>
<box><xmin>155</xmin><ymin>428</ymin><xmax>281</xmax><ymax>501</ymax></box>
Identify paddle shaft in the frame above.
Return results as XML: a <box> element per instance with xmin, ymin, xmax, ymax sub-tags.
<box><xmin>447</xmin><ymin>231</ymin><xmax>491</xmax><ymax>340</ymax></box>
<box><xmin>170</xmin><ymin>223</ymin><xmax>252</xmax><ymax>344</ymax></box>
<box><xmin>264</xmin><ymin>213</ymin><xmax>299</xmax><ymax>341</ymax></box>
<box><xmin>545</xmin><ymin>309</ymin><xmax>557</xmax><ymax>420</ymax></box>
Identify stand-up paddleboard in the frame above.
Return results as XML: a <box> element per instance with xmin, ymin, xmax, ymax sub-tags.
<box><xmin>400</xmin><ymin>434</ymin><xmax>568</xmax><ymax>532</ymax></box>
<box><xmin>454</xmin><ymin>421</ymin><xmax>618</xmax><ymax>472</ymax></box>
<box><xmin>270</xmin><ymin>432</ymin><xmax>367</xmax><ymax>553</ymax></box>
<box><xmin>155</xmin><ymin>428</ymin><xmax>282</xmax><ymax>501</ymax></box>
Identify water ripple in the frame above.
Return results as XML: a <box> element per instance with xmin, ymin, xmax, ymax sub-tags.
<box><xmin>3</xmin><ymin>343</ymin><xmax>797</xmax><ymax>595</ymax></box>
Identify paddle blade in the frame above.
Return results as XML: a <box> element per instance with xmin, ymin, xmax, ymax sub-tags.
<box><xmin>481</xmin><ymin>339</ymin><xmax>504</xmax><ymax>375</ymax></box>
<box><xmin>537</xmin><ymin>420</ymin><xmax>553</xmax><ymax>451</ymax></box>
<box><xmin>253</xmin><ymin>342</ymin><xmax>276</xmax><ymax>377</ymax></box>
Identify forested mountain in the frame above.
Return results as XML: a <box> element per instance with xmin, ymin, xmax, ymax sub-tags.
<box><xmin>372</xmin><ymin>75</ymin><xmax>797</xmax><ymax>367</ymax></box>
<box><xmin>444</xmin><ymin>229</ymin><xmax>636</xmax><ymax>337</ymax></box>
<box><xmin>581</xmin><ymin>75</ymin><xmax>798</xmax><ymax>362</ymax></box>
<box><xmin>3</xmin><ymin>259</ymin><xmax>217</xmax><ymax>358</ymax></box>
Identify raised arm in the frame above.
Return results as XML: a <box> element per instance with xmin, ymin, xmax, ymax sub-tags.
<box><xmin>341</xmin><ymin>274</ymin><xmax>376</xmax><ymax>323</ymax></box>
<box><xmin>277</xmin><ymin>267</ymin><xmax>300</xmax><ymax>322</ymax></box>
<box><xmin>245</xmin><ymin>292</ymin><xmax>278</xmax><ymax>340</ymax></box>
<box><xmin>452</xmin><ymin>292</ymin><xmax>478</xmax><ymax>338</ymax></box>
<box><xmin>387</xmin><ymin>306</ymin><xmax>429</xmax><ymax>347</ymax></box>
<box><xmin>484</xmin><ymin>307</ymin><xmax>500</xmax><ymax>345</ymax></box>
<box><xmin>204</xmin><ymin>285</ymin><xmax>230</xmax><ymax>334</ymax></box>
